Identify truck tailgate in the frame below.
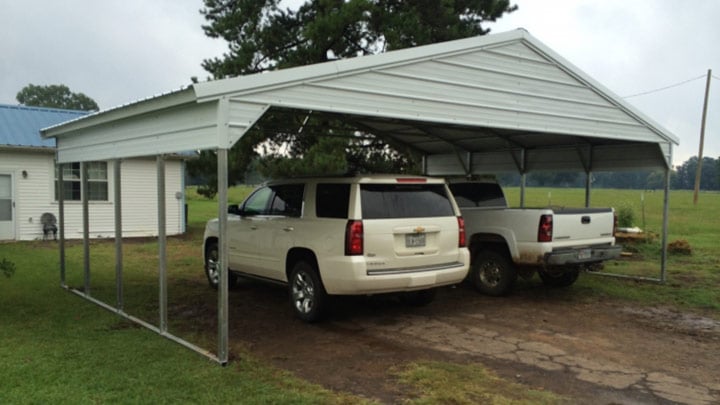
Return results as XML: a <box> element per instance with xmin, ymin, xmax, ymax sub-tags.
<box><xmin>552</xmin><ymin>208</ymin><xmax>614</xmax><ymax>242</ymax></box>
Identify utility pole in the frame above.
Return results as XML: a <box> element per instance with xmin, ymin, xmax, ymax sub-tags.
<box><xmin>693</xmin><ymin>69</ymin><xmax>712</xmax><ymax>205</ymax></box>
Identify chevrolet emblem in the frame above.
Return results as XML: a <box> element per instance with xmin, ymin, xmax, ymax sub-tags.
<box><xmin>414</xmin><ymin>226</ymin><xmax>425</xmax><ymax>233</ymax></box>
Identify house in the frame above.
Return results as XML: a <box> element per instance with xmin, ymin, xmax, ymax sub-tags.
<box><xmin>0</xmin><ymin>104</ymin><xmax>186</xmax><ymax>241</ymax></box>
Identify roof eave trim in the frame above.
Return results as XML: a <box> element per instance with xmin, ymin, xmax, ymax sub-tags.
<box><xmin>0</xmin><ymin>145</ymin><xmax>56</xmax><ymax>154</ymax></box>
<box><xmin>41</xmin><ymin>86</ymin><xmax>197</xmax><ymax>139</ymax></box>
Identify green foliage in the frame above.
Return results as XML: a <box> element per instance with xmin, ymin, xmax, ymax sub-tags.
<box><xmin>201</xmin><ymin>0</ymin><xmax>517</xmax><ymax>76</ymax></box>
<box><xmin>617</xmin><ymin>205</ymin><xmax>635</xmax><ymax>228</ymax></box>
<box><xmin>258</xmin><ymin>136</ymin><xmax>348</xmax><ymax>178</ymax></box>
<box><xmin>189</xmin><ymin>0</ymin><xmax>516</xmax><ymax>191</ymax></box>
<box><xmin>672</xmin><ymin>156</ymin><xmax>720</xmax><ymax>190</ymax></box>
<box><xmin>1</xmin><ymin>257</ymin><xmax>15</xmax><ymax>278</ymax></box>
<box><xmin>16</xmin><ymin>84</ymin><xmax>99</xmax><ymax>111</ymax></box>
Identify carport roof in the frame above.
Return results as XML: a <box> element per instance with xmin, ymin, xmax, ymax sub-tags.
<box><xmin>42</xmin><ymin>29</ymin><xmax>678</xmax><ymax>172</ymax></box>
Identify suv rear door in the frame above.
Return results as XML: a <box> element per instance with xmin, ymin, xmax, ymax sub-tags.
<box><xmin>359</xmin><ymin>181</ymin><xmax>462</xmax><ymax>274</ymax></box>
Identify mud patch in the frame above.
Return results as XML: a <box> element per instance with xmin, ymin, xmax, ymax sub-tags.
<box><xmin>620</xmin><ymin>306</ymin><xmax>720</xmax><ymax>339</ymax></box>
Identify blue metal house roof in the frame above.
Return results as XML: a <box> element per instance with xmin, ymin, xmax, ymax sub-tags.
<box><xmin>0</xmin><ymin>104</ymin><xmax>88</xmax><ymax>148</ymax></box>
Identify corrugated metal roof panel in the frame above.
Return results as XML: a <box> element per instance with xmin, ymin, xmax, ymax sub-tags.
<box><xmin>0</xmin><ymin>104</ymin><xmax>87</xmax><ymax>148</ymax></box>
<box><xmin>42</xmin><ymin>29</ymin><xmax>679</xmax><ymax>171</ymax></box>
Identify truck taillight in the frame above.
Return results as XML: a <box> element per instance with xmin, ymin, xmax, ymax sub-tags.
<box><xmin>538</xmin><ymin>214</ymin><xmax>553</xmax><ymax>242</ymax></box>
<box><xmin>345</xmin><ymin>220</ymin><xmax>364</xmax><ymax>255</ymax></box>
<box><xmin>457</xmin><ymin>216</ymin><xmax>466</xmax><ymax>247</ymax></box>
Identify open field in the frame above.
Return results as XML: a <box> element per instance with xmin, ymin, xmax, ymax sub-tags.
<box><xmin>1</xmin><ymin>186</ymin><xmax>718</xmax><ymax>403</ymax></box>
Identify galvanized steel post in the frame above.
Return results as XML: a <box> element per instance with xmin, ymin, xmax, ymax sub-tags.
<box><xmin>81</xmin><ymin>161</ymin><xmax>90</xmax><ymax>296</ymax></box>
<box><xmin>157</xmin><ymin>155</ymin><xmax>167</xmax><ymax>333</ymax></box>
<box><xmin>114</xmin><ymin>160</ymin><xmax>123</xmax><ymax>310</ymax></box>
<box><xmin>519</xmin><ymin>149</ymin><xmax>526</xmax><ymax>208</ymax></box>
<box><xmin>58</xmin><ymin>163</ymin><xmax>66</xmax><ymax>287</ymax></box>
<box><xmin>217</xmin><ymin>148</ymin><xmax>230</xmax><ymax>365</ymax></box>
<box><xmin>661</xmin><ymin>166</ymin><xmax>670</xmax><ymax>283</ymax></box>
<box><xmin>585</xmin><ymin>172</ymin><xmax>592</xmax><ymax>208</ymax></box>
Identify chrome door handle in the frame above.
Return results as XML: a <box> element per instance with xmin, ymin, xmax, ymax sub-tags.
<box><xmin>283</xmin><ymin>227</ymin><xmax>294</xmax><ymax>232</ymax></box>
<box><xmin>250</xmin><ymin>225</ymin><xmax>258</xmax><ymax>230</ymax></box>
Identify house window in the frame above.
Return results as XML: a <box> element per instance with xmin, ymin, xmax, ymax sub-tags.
<box><xmin>55</xmin><ymin>162</ymin><xmax>108</xmax><ymax>201</ymax></box>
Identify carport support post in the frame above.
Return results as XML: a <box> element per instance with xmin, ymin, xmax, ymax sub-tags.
<box><xmin>81</xmin><ymin>162</ymin><xmax>90</xmax><ymax>296</ymax></box>
<box><xmin>660</xmin><ymin>167</ymin><xmax>670</xmax><ymax>282</ymax></box>
<box><xmin>157</xmin><ymin>155</ymin><xmax>168</xmax><ymax>333</ymax></box>
<box><xmin>519</xmin><ymin>149</ymin><xmax>527</xmax><ymax>208</ymax></box>
<box><xmin>114</xmin><ymin>160</ymin><xmax>123</xmax><ymax>310</ymax></box>
<box><xmin>217</xmin><ymin>148</ymin><xmax>230</xmax><ymax>365</ymax></box>
<box><xmin>58</xmin><ymin>163</ymin><xmax>66</xmax><ymax>287</ymax></box>
<box><xmin>585</xmin><ymin>171</ymin><xmax>592</xmax><ymax>208</ymax></box>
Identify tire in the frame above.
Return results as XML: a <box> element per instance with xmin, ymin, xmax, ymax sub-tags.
<box><xmin>204</xmin><ymin>241</ymin><xmax>238</xmax><ymax>290</ymax></box>
<box><xmin>538</xmin><ymin>267</ymin><xmax>580</xmax><ymax>288</ymax></box>
<box><xmin>401</xmin><ymin>289</ymin><xmax>437</xmax><ymax>307</ymax></box>
<box><xmin>289</xmin><ymin>261</ymin><xmax>328</xmax><ymax>322</ymax></box>
<box><xmin>469</xmin><ymin>249</ymin><xmax>517</xmax><ymax>296</ymax></box>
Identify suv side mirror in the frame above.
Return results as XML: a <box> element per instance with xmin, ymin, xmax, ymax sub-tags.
<box><xmin>228</xmin><ymin>204</ymin><xmax>241</xmax><ymax>215</ymax></box>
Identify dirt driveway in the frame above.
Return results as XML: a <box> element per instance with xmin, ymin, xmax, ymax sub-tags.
<box><xmin>204</xmin><ymin>276</ymin><xmax>720</xmax><ymax>404</ymax></box>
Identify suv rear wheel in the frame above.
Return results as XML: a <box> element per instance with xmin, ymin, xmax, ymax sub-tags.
<box><xmin>289</xmin><ymin>261</ymin><xmax>328</xmax><ymax>322</ymax></box>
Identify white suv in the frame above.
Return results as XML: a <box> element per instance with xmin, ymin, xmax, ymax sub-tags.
<box><xmin>203</xmin><ymin>175</ymin><xmax>470</xmax><ymax>322</ymax></box>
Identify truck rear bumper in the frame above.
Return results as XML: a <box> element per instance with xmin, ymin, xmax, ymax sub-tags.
<box><xmin>545</xmin><ymin>245</ymin><xmax>622</xmax><ymax>266</ymax></box>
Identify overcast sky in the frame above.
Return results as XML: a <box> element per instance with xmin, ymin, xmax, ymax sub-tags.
<box><xmin>1</xmin><ymin>0</ymin><xmax>718</xmax><ymax>166</ymax></box>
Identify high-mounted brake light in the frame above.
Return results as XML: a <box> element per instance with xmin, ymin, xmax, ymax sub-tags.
<box><xmin>538</xmin><ymin>214</ymin><xmax>553</xmax><ymax>242</ymax></box>
<box><xmin>395</xmin><ymin>178</ymin><xmax>427</xmax><ymax>183</ymax></box>
<box><xmin>345</xmin><ymin>220</ymin><xmax>364</xmax><ymax>255</ymax></box>
<box><xmin>457</xmin><ymin>216</ymin><xmax>466</xmax><ymax>247</ymax></box>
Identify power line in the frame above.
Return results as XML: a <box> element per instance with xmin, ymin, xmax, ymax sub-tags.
<box><xmin>622</xmin><ymin>74</ymin><xmax>707</xmax><ymax>99</ymax></box>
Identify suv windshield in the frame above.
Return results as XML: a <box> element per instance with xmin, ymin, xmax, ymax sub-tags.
<box><xmin>360</xmin><ymin>184</ymin><xmax>454</xmax><ymax>219</ymax></box>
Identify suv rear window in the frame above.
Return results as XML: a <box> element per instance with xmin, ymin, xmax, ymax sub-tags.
<box><xmin>316</xmin><ymin>184</ymin><xmax>350</xmax><ymax>218</ymax></box>
<box><xmin>360</xmin><ymin>184</ymin><xmax>454</xmax><ymax>219</ymax></box>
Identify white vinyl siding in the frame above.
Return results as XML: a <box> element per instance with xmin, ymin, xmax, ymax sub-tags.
<box><xmin>0</xmin><ymin>150</ymin><xmax>184</xmax><ymax>240</ymax></box>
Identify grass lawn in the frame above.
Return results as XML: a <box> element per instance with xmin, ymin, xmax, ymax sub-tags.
<box><xmin>1</xmin><ymin>185</ymin><xmax>717</xmax><ymax>403</ymax></box>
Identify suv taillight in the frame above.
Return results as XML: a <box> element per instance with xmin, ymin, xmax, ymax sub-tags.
<box><xmin>538</xmin><ymin>214</ymin><xmax>553</xmax><ymax>242</ymax></box>
<box><xmin>345</xmin><ymin>220</ymin><xmax>364</xmax><ymax>255</ymax></box>
<box><xmin>457</xmin><ymin>216</ymin><xmax>466</xmax><ymax>247</ymax></box>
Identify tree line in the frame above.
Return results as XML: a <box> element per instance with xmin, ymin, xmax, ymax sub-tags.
<box><xmin>496</xmin><ymin>156</ymin><xmax>720</xmax><ymax>191</ymax></box>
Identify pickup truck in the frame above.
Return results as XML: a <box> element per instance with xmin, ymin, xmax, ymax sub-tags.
<box><xmin>447</xmin><ymin>179</ymin><xmax>622</xmax><ymax>296</ymax></box>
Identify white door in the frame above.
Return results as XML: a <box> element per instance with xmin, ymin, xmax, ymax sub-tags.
<box><xmin>0</xmin><ymin>174</ymin><xmax>14</xmax><ymax>240</ymax></box>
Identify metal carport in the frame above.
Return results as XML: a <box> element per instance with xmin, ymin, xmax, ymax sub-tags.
<box><xmin>42</xmin><ymin>29</ymin><xmax>678</xmax><ymax>364</ymax></box>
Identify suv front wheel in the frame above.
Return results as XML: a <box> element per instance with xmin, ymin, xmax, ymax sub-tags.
<box><xmin>289</xmin><ymin>261</ymin><xmax>328</xmax><ymax>322</ymax></box>
<box><xmin>204</xmin><ymin>241</ymin><xmax>238</xmax><ymax>290</ymax></box>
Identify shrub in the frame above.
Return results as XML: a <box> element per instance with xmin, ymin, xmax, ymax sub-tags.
<box><xmin>1</xmin><ymin>258</ymin><xmax>16</xmax><ymax>278</ymax></box>
<box><xmin>617</xmin><ymin>205</ymin><xmax>635</xmax><ymax>228</ymax></box>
